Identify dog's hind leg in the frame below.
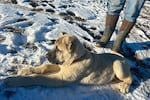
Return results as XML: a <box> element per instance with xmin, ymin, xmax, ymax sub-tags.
<box><xmin>113</xmin><ymin>60</ymin><xmax>133</xmax><ymax>93</ymax></box>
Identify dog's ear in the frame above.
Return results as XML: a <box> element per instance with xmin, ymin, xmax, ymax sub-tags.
<box><xmin>65</xmin><ymin>37</ymin><xmax>76</xmax><ymax>52</ymax></box>
<box><xmin>60</xmin><ymin>32</ymin><xmax>67</xmax><ymax>36</ymax></box>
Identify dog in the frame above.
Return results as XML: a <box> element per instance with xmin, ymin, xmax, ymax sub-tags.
<box><xmin>4</xmin><ymin>33</ymin><xmax>133</xmax><ymax>93</ymax></box>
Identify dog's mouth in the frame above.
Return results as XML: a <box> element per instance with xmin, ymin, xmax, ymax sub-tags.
<box><xmin>55</xmin><ymin>61</ymin><xmax>64</xmax><ymax>65</ymax></box>
<box><xmin>49</xmin><ymin>59</ymin><xmax>64</xmax><ymax>65</ymax></box>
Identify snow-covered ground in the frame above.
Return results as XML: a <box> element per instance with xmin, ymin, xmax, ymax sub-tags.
<box><xmin>0</xmin><ymin>0</ymin><xmax>150</xmax><ymax>100</ymax></box>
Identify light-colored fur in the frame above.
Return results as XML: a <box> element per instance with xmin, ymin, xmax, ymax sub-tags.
<box><xmin>4</xmin><ymin>33</ymin><xmax>133</xmax><ymax>93</ymax></box>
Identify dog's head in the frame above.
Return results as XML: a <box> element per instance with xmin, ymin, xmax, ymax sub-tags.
<box><xmin>46</xmin><ymin>32</ymin><xmax>87</xmax><ymax>65</ymax></box>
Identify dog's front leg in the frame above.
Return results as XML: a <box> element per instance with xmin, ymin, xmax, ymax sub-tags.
<box><xmin>17</xmin><ymin>64</ymin><xmax>60</xmax><ymax>75</ymax></box>
<box><xmin>31</xmin><ymin>64</ymin><xmax>60</xmax><ymax>74</ymax></box>
<box><xmin>4</xmin><ymin>66</ymin><xmax>86</xmax><ymax>87</ymax></box>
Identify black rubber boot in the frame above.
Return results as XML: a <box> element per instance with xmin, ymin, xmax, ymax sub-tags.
<box><xmin>111</xmin><ymin>19</ymin><xmax>135</xmax><ymax>52</ymax></box>
<box><xmin>96</xmin><ymin>14</ymin><xmax>119</xmax><ymax>47</ymax></box>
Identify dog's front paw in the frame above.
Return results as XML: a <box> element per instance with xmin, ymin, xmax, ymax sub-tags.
<box><xmin>17</xmin><ymin>67</ymin><xmax>33</xmax><ymax>75</ymax></box>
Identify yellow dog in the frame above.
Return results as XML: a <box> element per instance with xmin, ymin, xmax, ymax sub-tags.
<box><xmin>4</xmin><ymin>33</ymin><xmax>132</xmax><ymax>93</ymax></box>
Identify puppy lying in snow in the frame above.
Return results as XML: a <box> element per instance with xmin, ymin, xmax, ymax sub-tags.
<box><xmin>4</xmin><ymin>33</ymin><xmax>133</xmax><ymax>93</ymax></box>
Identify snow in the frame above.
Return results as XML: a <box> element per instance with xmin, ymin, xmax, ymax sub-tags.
<box><xmin>0</xmin><ymin>0</ymin><xmax>150</xmax><ymax>100</ymax></box>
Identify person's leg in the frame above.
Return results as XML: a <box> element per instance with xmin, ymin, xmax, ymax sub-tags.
<box><xmin>111</xmin><ymin>0</ymin><xmax>146</xmax><ymax>52</ymax></box>
<box><xmin>96</xmin><ymin>0</ymin><xmax>126</xmax><ymax>47</ymax></box>
<box><xmin>107</xmin><ymin>0</ymin><xmax>126</xmax><ymax>16</ymax></box>
<box><xmin>124</xmin><ymin>0</ymin><xmax>146</xmax><ymax>22</ymax></box>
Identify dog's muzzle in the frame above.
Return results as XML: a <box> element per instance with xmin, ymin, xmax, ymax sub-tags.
<box><xmin>46</xmin><ymin>52</ymin><xmax>53</xmax><ymax>62</ymax></box>
<box><xmin>46</xmin><ymin>52</ymin><xmax>64</xmax><ymax>64</ymax></box>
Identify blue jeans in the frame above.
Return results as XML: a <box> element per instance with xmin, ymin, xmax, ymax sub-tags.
<box><xmin>107</xmin><ymin>0</ymin><xmax>145</xmax><ymax>22</ymax></box>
